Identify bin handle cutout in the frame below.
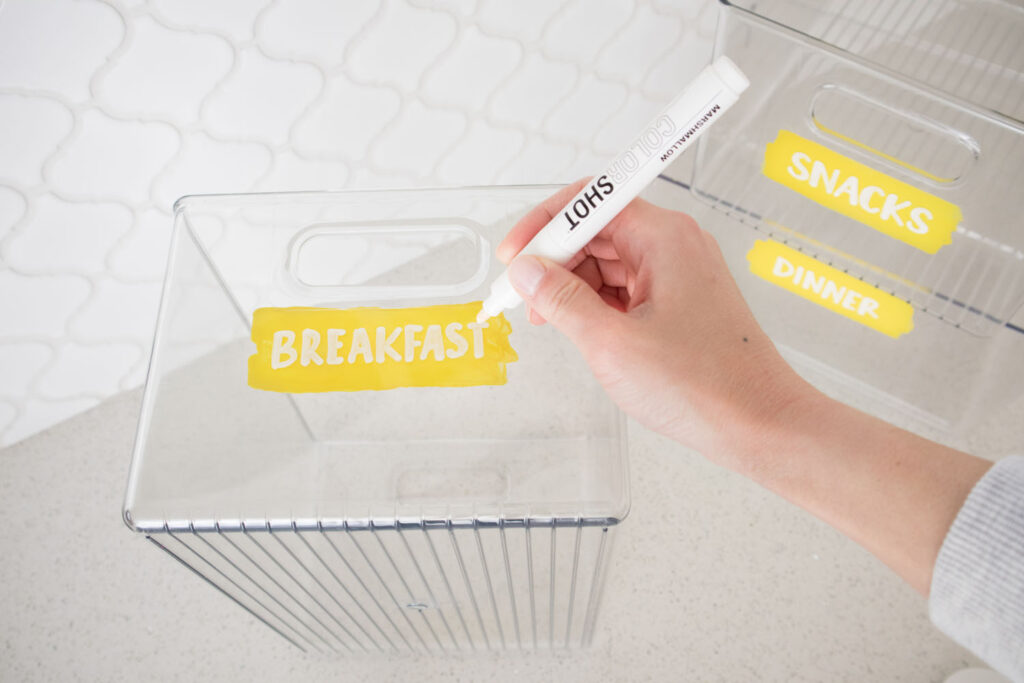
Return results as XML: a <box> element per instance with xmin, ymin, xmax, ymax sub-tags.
<box><xmin>809</xmin><ymin>85</ymin><xmax>978</xmax><ymax>186</ymax></box>
<box><xmin>287</xmin><ymin>219</ymin><xmax>490</xmax><ymax>301</ymax></box>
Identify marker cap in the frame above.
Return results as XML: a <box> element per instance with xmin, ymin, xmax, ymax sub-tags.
<box><xmin>710</xmin><ymin>55</ymin><xmax>750</xmax><ymax>95</ymax></box>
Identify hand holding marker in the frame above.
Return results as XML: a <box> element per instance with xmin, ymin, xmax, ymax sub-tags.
<box><xmin>478</xmin><ymin>56</ymin><xmax>750</xmax><ymax>323</ymax></box>
<box><xmin>472</xmin><ymin>54</ymin><xmax>1024</xmax><ymax>681</ymax></box>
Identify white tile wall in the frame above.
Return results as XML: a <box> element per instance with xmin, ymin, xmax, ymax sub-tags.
<box><xmin>0</xmin><ymin>0</ymin><xmax>716</xmax><ymax>447</ymax></box>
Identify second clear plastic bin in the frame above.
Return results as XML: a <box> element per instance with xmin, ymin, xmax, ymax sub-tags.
<box><xmin>682</xmin><ymin>0</ymin><xmax>1024</xmax><ymax>433</ymax></box>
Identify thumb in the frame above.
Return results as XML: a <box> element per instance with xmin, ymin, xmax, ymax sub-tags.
<box><xmin>507</xmin><ymin>255</ymin><xmax>615</xmax><ymax>348</ymax></box>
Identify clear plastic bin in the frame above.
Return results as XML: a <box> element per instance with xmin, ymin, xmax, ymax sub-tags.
<box><xmin>677</xmin><ymin>0</ymin><xmax>1024</xmax><ymax>433</ymax></box>
<box><xmin>123</xmin><ymin>187</ymin><xmax>629</xmax><ymax>653</ymax></box>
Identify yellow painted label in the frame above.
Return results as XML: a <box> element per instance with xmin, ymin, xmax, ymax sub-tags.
<box><xmin>763</xmin><ymin>130</ymin><xmax>960</xmax><ymax>254</ymax></box>
<box><xmin>747</xmin><ymin>240</ymin><xmax>914</xmax><ymax>339</ymax></box>
<box><xmin>248</xmin><ymin>303</ymin><xmax>517</xmax><ymax>393</ymax></box>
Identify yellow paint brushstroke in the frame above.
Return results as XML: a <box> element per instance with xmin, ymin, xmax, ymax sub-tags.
<box><xmin>747</xmin><ymin>240</ymin><xmax>914</xmax><ymax>339</ymax></box>
<box><xmin>762</xmin><ymin>130</ymin><xmax>961</xmax><ymax>254</ymax></box>
<box><xmin>248</xmin><ymin>303</ymin><xmax>517</xmax><ymax>393</ymax></box>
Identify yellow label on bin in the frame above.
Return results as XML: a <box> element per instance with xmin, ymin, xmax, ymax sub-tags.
<box><xmin>248</xmin><ymin>303</ymin><xmax>517</xmax><ymax>393</ymax></box>
<box><xmin>762</xmin><ymin>130</ymin><xmax>960</xmax><ymax>254</ymax></box>
<box><xmin>747</xmin><ymin>240</ymin><xmax>914</xmax><ymax>339</ymax></box>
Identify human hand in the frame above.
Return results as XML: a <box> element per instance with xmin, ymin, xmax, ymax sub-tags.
<box><xmin>502</xmin><ymin>182</ymin><xmax>995</xmax><ymax>600</ymax></box>
<box><xmin>499</xmin><ymin>179</ymin><xmax>813</xmax><ymax>470</ymax></box>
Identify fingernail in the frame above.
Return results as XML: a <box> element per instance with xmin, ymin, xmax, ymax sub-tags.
<box><xmin>508</xmin><ymin>256</ymin><xmax>545</xmax><ymax>297</ymax></box>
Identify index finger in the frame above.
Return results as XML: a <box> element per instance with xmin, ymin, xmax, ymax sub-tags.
<box><xmin>496</xmin><ymin>178</ymin><xmax>590</xmax><ymax>264</ymax></box>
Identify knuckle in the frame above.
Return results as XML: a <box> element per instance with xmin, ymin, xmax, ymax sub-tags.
<box><xmin>674</xmin><ymin>210</ymin><xmax>701</xmax><ymax>235</ymax></box>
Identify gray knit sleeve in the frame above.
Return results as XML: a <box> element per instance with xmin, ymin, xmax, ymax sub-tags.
<box><xmin>930</xmin><ymin>455</ymin><xmax>1024</xmax><ymax>681</ymax></box>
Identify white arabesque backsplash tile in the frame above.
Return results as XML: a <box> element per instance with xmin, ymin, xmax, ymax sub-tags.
<box><xmin>0</xmin><ymin>94</ymin><xmax>74</xmax><ymax>181</ymax></box>
<box><xmin>50</xmin><ymin>110</ymin><xmax>180</xmax><ymax>203</ymax></box>
<box><xmin>0</xmin><ymin>0</ymin><xmax>124</xmax><ymax>99</ymax></box>
<box><xmin>203</xmin><ymin>49</ymin><xmax>323</xmax><ymax>145</ymax></box>
<box><xmin>0</xmin><ymin>0</ymin><xmax>715</xmax><ymax>447</ymax></box>
<box><xmin>95</xmin><ymin>16</ymin><xmax>235</xmax><ymax>124</ymax></box>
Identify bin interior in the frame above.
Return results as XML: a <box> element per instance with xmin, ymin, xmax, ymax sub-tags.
<box><xmin>124</xmin><ymin>188</ymin><xmax>629</xmax><ymax>531</ymax></box>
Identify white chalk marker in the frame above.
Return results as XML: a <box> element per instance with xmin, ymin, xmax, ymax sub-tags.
<box><xmin>477</xmin><ymin>56</ymin><xmax>750</xmax><ymax>323</ymax></box>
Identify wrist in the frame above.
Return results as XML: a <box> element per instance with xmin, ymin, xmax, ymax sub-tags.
<box><xmin>718</xmin><ymin>373</ymin><xmax>829</xmax><ymax>486</ymax></box>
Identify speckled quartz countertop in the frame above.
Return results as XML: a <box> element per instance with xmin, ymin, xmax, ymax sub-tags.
<box><xmin>4</xmin><ymin>381</ymin><xmax>1022</xmax><ymax>682</ymax></box>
